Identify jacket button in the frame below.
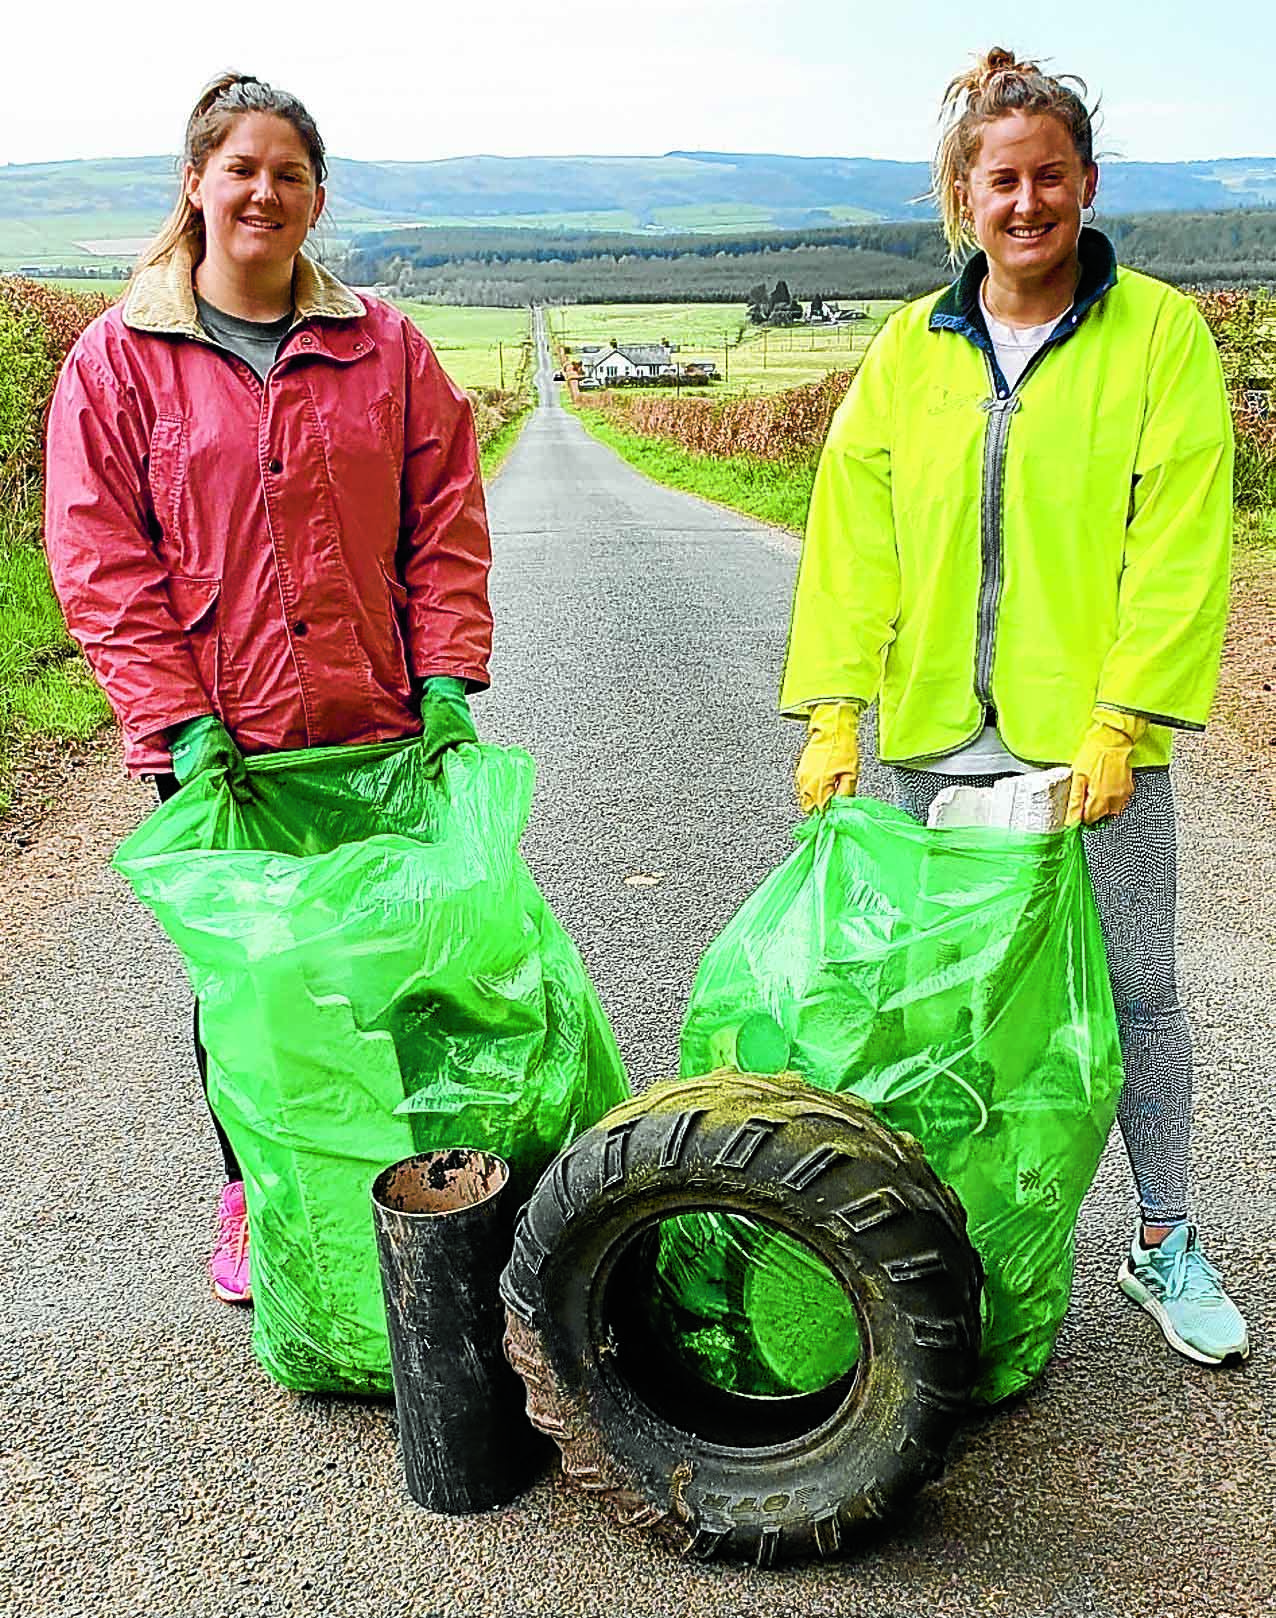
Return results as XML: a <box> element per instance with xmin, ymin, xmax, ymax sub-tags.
<box><xmin>267</xmin><ymin>457</ymin><xmax>282</xmax><ymax>474</ymax></box>
<box><xmin>300</xmin><ymin>335</ymin><xmax>315</xmax><ymax>348</ymax></box>
<box><xmin>293</xmin><ymin>621</ymin><xmax>308</xmax><ymax>637</ymax></box>
<box><xmin>353</xmin><ymin>341</ymin><xmax>365</xmax><ymax>353</ymax></box>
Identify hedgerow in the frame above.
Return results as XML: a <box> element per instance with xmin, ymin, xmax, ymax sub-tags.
<box><xmin>581</xmin><ymin>290</ymin><xmax>1276</xmax><ymax>511</ymax></box>
<box><xmin>0</xmin><ymin>280</ymin><xmax>113</xmax><ymax>506</ymax></box>
<box><xmin>0</xmin><ymin>280</ymin><xmax>117</xmax><ymax>804</ymax></box>
<box><xmin>579</xmin><ymin>369</ymin><xmax>852</xmax><ymax>466</ymax></box>
<box><xmin>1194</xmin><ymin>288</ymin><xmax>1276</xmax><ymax>510</ymax></box>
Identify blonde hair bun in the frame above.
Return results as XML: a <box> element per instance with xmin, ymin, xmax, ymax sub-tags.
<box><xmin>932</xmin><ymin>47</ymin><xmax>1097</xmax><ymax>259</ymax></box>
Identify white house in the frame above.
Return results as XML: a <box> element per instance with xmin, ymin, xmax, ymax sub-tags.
<box><xmin>584</xmin><ymin>344</ymin><xmax>676</xmax><ymax>381</ymax></box>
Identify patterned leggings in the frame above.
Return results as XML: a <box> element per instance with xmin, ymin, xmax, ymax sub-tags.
<box><xmin>894</xmin><ymin>766</ymin><xmax>1190</xmax><ymax>1224</ymax></box>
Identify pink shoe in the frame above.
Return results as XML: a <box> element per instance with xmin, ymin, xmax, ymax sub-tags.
<box><xmin>209</xmin><ymin>1181</ymin><xmax>252</xmax><ymax>1304</ymax></box>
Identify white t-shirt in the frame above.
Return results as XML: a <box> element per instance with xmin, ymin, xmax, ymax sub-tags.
<box><xmin>980</xmin><ymin>289</ymin><xmax>1061</xmax><ymax>391</ymax></box>
<box><xmin>912</xmin><ymin>287</ymin><xmax>1066</xmax><ymax>777</ymax></box>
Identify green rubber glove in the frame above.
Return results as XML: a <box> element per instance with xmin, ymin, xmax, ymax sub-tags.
<box><xmin>417</xmin><ymin>676</ymin><xmax>477</xmax><ymax>773</ymax></box>
<box><xmin>169</xmin><ymin>715</ymin><xmax>252</xmax><ymax>802</ymax></box>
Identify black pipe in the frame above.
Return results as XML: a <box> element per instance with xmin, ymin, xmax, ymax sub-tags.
<box><xmin>371</xmin><ymin>1148</ymin><xmax>544</xmax><ymax>1512</ymax></box>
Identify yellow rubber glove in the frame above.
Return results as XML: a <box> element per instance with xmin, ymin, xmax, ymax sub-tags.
<box><xmin>1066</xmin><ymin>709</ymin><xmax>1149</xmax><ymax>826</ymax></box>
<box><xmin>796</xmin><ymin>702</ymin><xmax>860</xmax><ymax>813</ymax></box>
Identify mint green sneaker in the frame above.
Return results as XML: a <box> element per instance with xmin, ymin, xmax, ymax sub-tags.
<box><xmin>1118</xmin><ymin>1224</ymin><xmax>1249</xmax><ymax>1366</ymax></box>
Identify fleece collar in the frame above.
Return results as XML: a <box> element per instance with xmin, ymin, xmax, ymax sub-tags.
<box><xmin>929</xmin><ymin>226</ymin><xmax>1118</xmax><ymax>345</ymax></box>
<box><xmin>122</xmin><ymin>235</ymin><xmax>364</xmax><ymax>338</ymax></box>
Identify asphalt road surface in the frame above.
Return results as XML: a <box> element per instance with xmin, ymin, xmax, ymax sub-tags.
<box><xmin>2</xmin><ymin>314</ymin><xmax>1273</xmax><ymax>1618</ymax></box>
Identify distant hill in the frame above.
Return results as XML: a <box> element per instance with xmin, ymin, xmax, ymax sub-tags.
<box><xmin>2</xmin><ymin>149</ymin><xmax>1275</xmax><ymax>269</ymax></box>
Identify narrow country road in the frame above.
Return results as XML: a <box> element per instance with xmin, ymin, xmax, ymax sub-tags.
<box><xmin>2</xmin><ymin>310</ymin><xmax>1274</xmax><ymax>1618</ymax></box>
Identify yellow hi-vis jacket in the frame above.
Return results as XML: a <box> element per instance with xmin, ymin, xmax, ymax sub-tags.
<box><xmin>780</xmin><ymin>231</ymin><xmax>1233</xmax><ymax>769</ymax></box>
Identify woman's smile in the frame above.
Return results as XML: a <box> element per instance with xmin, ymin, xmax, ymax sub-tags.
<box><xmin>185</xmin><ymin>111</ymin><xmax>323</xmax><ymax>290</ymax></box>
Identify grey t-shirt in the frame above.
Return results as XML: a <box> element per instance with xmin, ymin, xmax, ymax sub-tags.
<box><xmin>195</xmin><ymin>292</ymin><xmax>293</xmax><ymax>381</ymax></box>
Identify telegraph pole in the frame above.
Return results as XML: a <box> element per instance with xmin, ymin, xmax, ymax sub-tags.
<box><xmin>498</xmin><ymin>342</ymin><xmax>505</xmax><ymax>389</ymax></box>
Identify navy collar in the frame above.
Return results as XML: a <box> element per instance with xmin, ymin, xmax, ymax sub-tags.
<box><xmin>928</xmin><ymin>227</ymin><xmax>1118</xmax><ymax>357</ymax></box>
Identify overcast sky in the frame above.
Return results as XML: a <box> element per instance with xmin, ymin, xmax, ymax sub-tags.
<box><xmin>3</xmin><ymin>0</ymin><xmax>1273</xmax><ymax>168</ymax></box>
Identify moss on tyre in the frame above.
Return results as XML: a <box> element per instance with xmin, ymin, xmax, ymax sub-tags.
<box><xmin>500</xmin><ymin>1072</ymin><xmax>982</xmax><ymax>1565</ymax></box>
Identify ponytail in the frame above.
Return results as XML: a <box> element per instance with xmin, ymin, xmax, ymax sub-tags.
<box><xmin>134</xmin><ymin>71</ymin><xmax>326</xmax><ymax>275</ymax></box>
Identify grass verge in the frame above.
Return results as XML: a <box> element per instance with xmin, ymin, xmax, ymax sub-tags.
<box><xmin>479</xmin><ymin>405</ymin><xmax>534</xmax><ymax>481</ymax></box>
<box><xmin>0</xmin><ymin>501</ymin><xmax>112</xmax><ymax>812</ymax></box>
<box><xmin>571</xmin><ymin>405</ymin><xmax>814</xmax><ymax>533</ymax></box>
<box><xmin>1216</xmin><ymin>510</ymin><xmax>1276</xmax><ymax>801</ymax></box>
<box><xmin>1235</xmin><ymin>507</ymin><xmax>1276</xmax><ymax>563</ymax></box>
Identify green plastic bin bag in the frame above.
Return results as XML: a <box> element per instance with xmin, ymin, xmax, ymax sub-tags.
<box><xmin>113</xmin><ymin>739</ymin><xmax>628</xmax><ymax>1395</ymax></box>
<box><xmin>673</xmin><ymin>796</ymin><xmax>1125</xmax><ymax>1404</ymax></box>
<box><xmin>648</xmin><ymin>1210</ymin><xmax>862</xmax><ymax>1397</ymax></box>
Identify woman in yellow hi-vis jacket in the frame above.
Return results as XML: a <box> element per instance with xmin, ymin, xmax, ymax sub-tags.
<box><xmin>782</xmin><ymin>47</ymin><xmax>1248</xmax><ymax>1366</ymax></box>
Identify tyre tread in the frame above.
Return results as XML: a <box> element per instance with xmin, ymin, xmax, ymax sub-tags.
<box><xmin>500</xmin><ymin>1072</ymin><xmax>983</xmax><ymax>1565</ymax></box>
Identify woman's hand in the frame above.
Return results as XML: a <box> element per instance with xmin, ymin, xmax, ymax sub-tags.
<box><xmin>1066</xmin><ymin>709</ymin><xmax>1148</xmax><ymax>825</ymax></box>
<box><xmin>169</xmin><ymin>715</ymin><xmax>253</xmax><ymax>802</ymax></box>
<box><xmin>796</xmin><ymin>702</ymin><xmax>861</xmax><ymax>813</ymax></box>
<box><xmin>417</xmin><ymin>677</ymin><xmax>478</xmax><ymax>774</ymax></box>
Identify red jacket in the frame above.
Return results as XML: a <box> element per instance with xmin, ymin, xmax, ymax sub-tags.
<box><xmin>45</xmin><ymin>242</ymin><xmax>493</xmax><ymax>773</ymax></box>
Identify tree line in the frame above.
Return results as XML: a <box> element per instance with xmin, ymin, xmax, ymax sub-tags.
<box><xmin>335</xmin><ymin>210</ymin><xmax>1276</xmax><ymax>305</ymax></box>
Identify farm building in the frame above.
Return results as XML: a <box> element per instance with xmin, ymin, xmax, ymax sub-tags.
<box><xmin>806</xmin><ymin>302</ymin><xmax>868</xmax><ymax>324</ymax></box>
<box><xmin>584</xmin><ymin>344</ymin><xmax>677</xmax><ymax>382</ymax></box>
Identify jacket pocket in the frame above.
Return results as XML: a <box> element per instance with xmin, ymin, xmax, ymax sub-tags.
<box><xmin>147</xmin><ymin>416</ymin><xmax>188</xmax><ymax>550</ymax></box>
<box><xmin>380</xmin><ymin>563</ymin><xmax>409</xmax><ymax>608</ymax></box>
<box><xmin>369</xmin><ymin>393</ymin><xmax>405</xmax><ymax>461</ymax></box>
<box><xmin>163</xmin><ymin>574</ymin><xmax>231</xmax><ymax>707</ymax></box>
<box><xmin>379</xmin><ymin>562</ymin><xmax>412</xmax><ymax>685</ymax></box>
<box><xmin>164</xmin><ymin>573</ymin><xmax>219</xmax><ymax>631</ymax></box>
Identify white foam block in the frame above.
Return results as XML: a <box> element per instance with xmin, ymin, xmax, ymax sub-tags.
<box><xmin>926</xmin><ymin>767</ymin><xmax>1072</xmax><ymax>833</ymax></box>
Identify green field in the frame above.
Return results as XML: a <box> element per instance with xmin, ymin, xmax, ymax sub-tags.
<box><xmin>547</xmin><ymin>301</ymin><xmax>749</xmax><ymax>365</ymax></box>
<box><xmin>548</xmin><ymin>300</ymin><xmax>900</xmax><ymax>395</ymax></box>
<box><xmin>0</xmin><ymin>212</ymin><xmax>159</xmax><ymax>273</ymax></box>
<box><xmin>3</xmin><ymin>204</ymin><xmax>847</xmax><ymax>274</ymax></box>
<box><xmin>397</xmin><ymin>302</ymin><xmax>531</xmax><ymax>390</ymax></box>
<box><xmin>729</xmin><ymin>311</ymin><xmax>894</xmax><ymax>391</ymax></box>
<box><xmin>39</xmin><ymin>277</ymin><xmax>128</xmax><ymax>297</ymax></box>
<box><xmin>0</xmin><ymin>287</ymin><xmax>532</xmax><ymax>393</ymax></box>
<box><xmin>0</xmin><ymin>208</ymin><xmax>805</xmax><ymax>269</ymax></box>
<box><xmin>0</xmin><ymin>210</ymin><xmax>430</xmax><ymax>275</ymax></box>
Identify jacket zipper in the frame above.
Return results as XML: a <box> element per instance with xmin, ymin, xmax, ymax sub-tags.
<box><xmin>972</xmin><ymin>341</ymin><xmax>1055</xmax><ymax>706</ymax></box>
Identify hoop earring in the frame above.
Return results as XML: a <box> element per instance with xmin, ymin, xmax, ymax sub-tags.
<box><xmin>1083</xmin><ymin>203</ymin><xmax>1096</xmax><ymax>225</ymax></box>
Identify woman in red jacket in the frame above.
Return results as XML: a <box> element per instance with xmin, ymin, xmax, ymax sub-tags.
<box><xmin>45</xmin><ymin>72</ymin><xmax>493</xmax><ymax>1305</ymax></box>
